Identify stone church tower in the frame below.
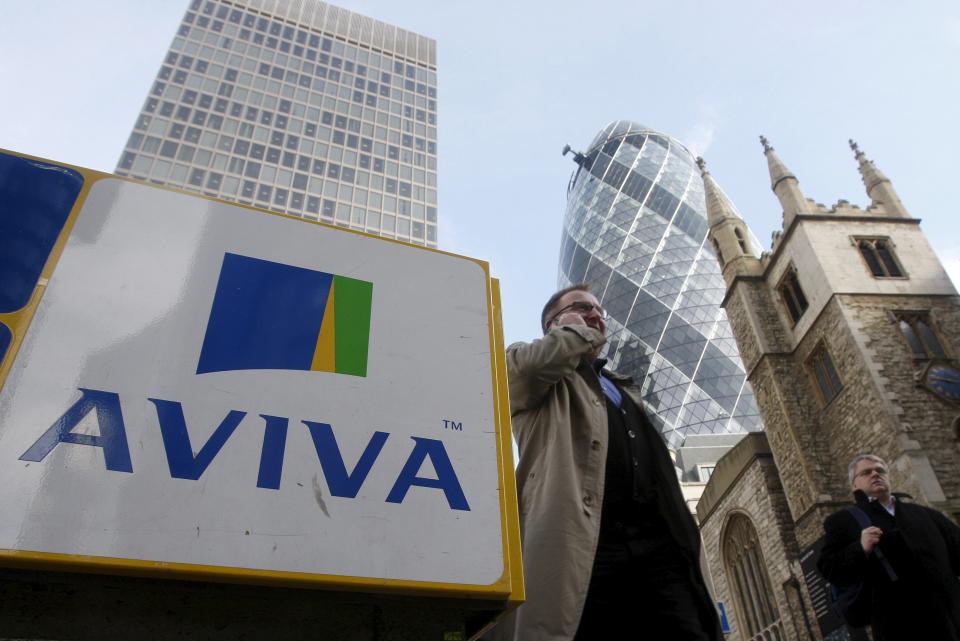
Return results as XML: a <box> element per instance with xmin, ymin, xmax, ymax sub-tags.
<box><xmin>694</xmin><ymin>139</ymin><xmax>960</xmax><ymax>641</ymax></box>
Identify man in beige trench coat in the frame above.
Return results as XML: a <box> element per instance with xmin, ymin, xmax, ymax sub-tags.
<box><xmin>490</xmin><ymin>284</ymin><xmax>722</xmax><ymax>641</ymax></box>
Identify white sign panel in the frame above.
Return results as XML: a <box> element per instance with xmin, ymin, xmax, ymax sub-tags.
<box><xmin>0</xmin><ymin>179</ymin><xmax>504</xmax><ymax>588</ymax></box>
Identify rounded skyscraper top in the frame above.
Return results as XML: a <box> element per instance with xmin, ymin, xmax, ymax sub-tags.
<box><xmin>558</xmin><ymin>121</ymin><xmax>763</xmax><ymax>447</ymax></box>
<box><xmin>586</xmin><ymin>121</ymin><xmax>653</xmax><ymax>153</ymax></box>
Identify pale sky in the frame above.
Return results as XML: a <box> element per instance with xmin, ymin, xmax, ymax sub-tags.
<box><xmin>2</xmin><ymin>0</ymin><xmax>958</xmax><ymax>346</ymax></box>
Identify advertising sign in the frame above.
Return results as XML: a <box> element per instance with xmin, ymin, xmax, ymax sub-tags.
<box><xmin>0</xmin><ymin>150</ymin><xmax>521</xmax><ymax>603</ymax></box>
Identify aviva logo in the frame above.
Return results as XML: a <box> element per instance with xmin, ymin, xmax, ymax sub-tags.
<box><xmin>197</xmin><ymin>253</ymin><xmax>372</xmax><ymax>376</ymax></box>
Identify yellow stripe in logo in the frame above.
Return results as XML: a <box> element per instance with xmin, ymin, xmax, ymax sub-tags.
<box><xmin>310</xmin><ymin>281</ymin><xmax>336</xmax><ymax>372</ymax></box>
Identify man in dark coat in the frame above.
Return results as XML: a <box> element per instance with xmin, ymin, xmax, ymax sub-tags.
<box><xmin>818</xmin><ymin>454</ymin><xmax>960</xmax><ymax>640</ymax></box>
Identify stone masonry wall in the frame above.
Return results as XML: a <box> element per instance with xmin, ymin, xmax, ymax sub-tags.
<box><xmin>700</xmin><ymin>453</ymin><xmax>821</xmax><ymax>641</ymax></box>
<box><xmin>724</xmin><ymin>279</ymin><xmax>790</xmax><ymax>374</ymax></box>
<box><xmin>785</xmin><ymin>296</ymin><xmax>903</xmax><ymax>547</ymax></box>
<box><xmin>838</xmin><ymin>292</ymin><xmax>960</xmax><ymax>516</ymax></box>
<box><xmin>727</xmin><ymin>285</ymin><xmax>845</xmax><ymax>546</ymax></box>
<box><xmin>726</xmin><ymin>274</ymin><xmax>960</xmax><ymax>547</ymax></box>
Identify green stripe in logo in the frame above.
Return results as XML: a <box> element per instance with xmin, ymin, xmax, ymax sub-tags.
<box><xmin>333</xmin><ymin>275</ymin><xmax>373</xmax><ymax>376</ymax></box>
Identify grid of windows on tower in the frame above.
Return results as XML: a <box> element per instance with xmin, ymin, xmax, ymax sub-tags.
<box><xmin>116</xmin><ymin>0</ymin><xmax>438</xmax><ymax>247</ymax></box>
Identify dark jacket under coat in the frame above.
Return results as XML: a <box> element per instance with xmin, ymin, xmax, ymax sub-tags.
<box><xmin>817</xmin><ymin>492</ymin><xmax>960</xmax><ymax>641</ymax></box>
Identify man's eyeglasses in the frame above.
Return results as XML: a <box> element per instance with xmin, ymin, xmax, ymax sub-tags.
<box><xmin>548</xmin><ymin>301</ymin><xmax>608</xmax><ymax>326</ymax></box>
<box><xmin>856</xmin><ymin>465</ymin><xmax>888</xmax><ymax>479</ymax></box>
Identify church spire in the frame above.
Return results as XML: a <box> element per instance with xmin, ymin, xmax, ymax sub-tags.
<box><xmin>761</xmin><ymin>135</ymin><xmax>808</xmax><ymax>229</ymax></box>
<box><xmin>849</xmin><ymin>140</ymin><xmax>908</xmax><ymax>217</ymax></box>
<box><xmin>698</xmin><ymin>156</ymin><xmax>741</xmax><ymax>228</ymax></box>
<box><xmin>698</xmin><ymin>157</ymin><xmax>758</xmax><ymax>283</ymax></box>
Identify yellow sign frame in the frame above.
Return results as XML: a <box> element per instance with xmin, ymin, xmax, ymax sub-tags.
<box><xmin>0</xmin><ymin>148</ymin><xmax>523</xmax><ymax>606</ymax></box>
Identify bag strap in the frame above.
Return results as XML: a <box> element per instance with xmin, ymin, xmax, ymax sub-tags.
<box><xmin>846</xmin><ymin>506</ymin><xmax>899</xmax><ymax>582</ymax></box>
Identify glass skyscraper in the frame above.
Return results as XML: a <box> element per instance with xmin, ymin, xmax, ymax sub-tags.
<box><xmin>558</xmin><ymin>121</ymin><xmax>763</xmax><ymax>447</ymax></box>
<box><xmin>116</xmin><ymin>0</ymin><xmax>438</xmax><ymax>247</ymax></box>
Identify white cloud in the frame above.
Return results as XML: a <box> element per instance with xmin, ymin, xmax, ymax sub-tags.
<box><xmin>682</xmin><ymin>105</ymin><xmax>720</xmax><ymax>158</ymax></box>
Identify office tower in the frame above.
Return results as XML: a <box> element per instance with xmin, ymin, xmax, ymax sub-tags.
<box><xmin>558</xmin><ymin>120</ymin><xmax>763</xmax><ymax>448</ymax></box>
<box><xmin>116</xmin><ymin>0</ymin><xmax>438</xmax><ymax>247</ymax></box>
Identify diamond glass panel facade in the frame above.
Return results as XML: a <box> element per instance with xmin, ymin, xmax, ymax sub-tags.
<box><xmin>558</xmin><ymin>121</ymin><xmax>763</xmax><ymax>447</ymax></box>
<box><xmin>116</xmin><ymin>0</ymin><xmax>438</xmax><ymax>247</ymax></box>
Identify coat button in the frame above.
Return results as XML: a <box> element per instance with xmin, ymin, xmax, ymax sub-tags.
<box><xmin>591</xmin><ymin>440</ymin><xmax>601</xmax><ymax>451</ymax></box>
<box><xmin>627</xmin><ymin>430</ymin><xmax>636</xmax><ymax>438</ymax></box>
<box><xmin>592</xmin><ymin>398</ymin><xmax>602</xmax><ymax>406</ymax></box>
<box><xmin>583</xmin><ymin>494</ymin><xmax>593</xmax><ymax>506</ymax></box>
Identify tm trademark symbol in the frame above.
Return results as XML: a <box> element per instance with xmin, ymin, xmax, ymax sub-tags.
<box><xmin>443</xmin><ymin>419</ymin><xmax>463</xmax><ymax>431</ymax></box>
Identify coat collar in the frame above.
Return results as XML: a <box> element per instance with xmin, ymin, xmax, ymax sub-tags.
<box><xmin>594</xmin><ymin>358</ymin><xmax>635</xmax><ymax>386</ymax></box>
<box><xmin>579</xmin><ymin>358</ymin><xmax>634</xmax><ymax>382</ymax></box>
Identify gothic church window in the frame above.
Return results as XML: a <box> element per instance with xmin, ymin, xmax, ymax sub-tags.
<box><xmin>896</xmin><ymin>312</ymin><xmax>948</xmax><ymax>359</ymax></box>
<box><xmin>722</xmin><ymin>514</ymin><xmax>785</xmax><ymax>641</ymax></box>
<box><xmin>778</xmin><ymin>267</ymin><xmax>808</xmax><ymax>325</ymax></box>
<box><xmin>712</xmin><ymin>239</ymin><xmax>724</xmax><ymax>265</ymax></box>
<box><xmin>856</xmin><ymin>237</ymin><xmax>904</xmax><ymax>278</ymax></box>
<box><xmin>734</xmin><ymin>227</ymin><xmax>748</xmax><ymax>253</ymax></box>
<box><xmin>807</xmin><ymin>342</ymin><xmax>843</xmax><ymax>405</ymax></box>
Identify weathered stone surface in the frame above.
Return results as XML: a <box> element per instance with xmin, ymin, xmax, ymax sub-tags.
<box><xmin>698</xmin><ymin>433</ymin><xmax>819</xmax><ymax>641</ymax></box>
<box><xmin>703</xmin><ymin>153</ymin><xmax>960</xmax><ymax>641</ymax></box>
